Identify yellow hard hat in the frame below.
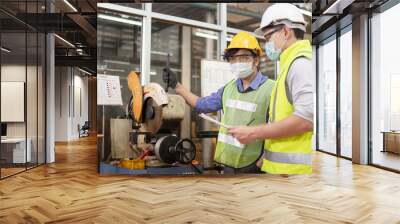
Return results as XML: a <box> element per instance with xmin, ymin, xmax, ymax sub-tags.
<box><xmin>225</xmin><ymin>32</ymin><xmax>263</xmax><ymax>56</ymax></box>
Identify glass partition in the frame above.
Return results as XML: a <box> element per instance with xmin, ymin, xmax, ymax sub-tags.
<box><xmin>370</xmin><ymin>3</ymin><xmax>400</xmax><ymax>171</ymax></box>
<box><xmin>339</xmin><ymin>28</ymin><xmax>352</xmax><ymax>158</ymax></box>
<box><xmin>1</xmin><ymin>31</ymin><xmax>28</xmax><ymax>177</ymax></box>
<box><xmin>97</xmin><ymin>9</ymin><xmax>143</xmax><ymax>163</ymax></box>
<box><xmin>0</xmin><ymin>2</ymin><xmax>46</xmax><ymax>179</ymax></box>
<box><xmin>317</xmin><ymin>36</ymin><xmax>337</xmax><ymax>155</ymax></box>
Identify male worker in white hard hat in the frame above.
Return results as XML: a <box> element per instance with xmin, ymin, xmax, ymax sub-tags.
<box><xmin>228</xmin><ymin>3</ymin><xmax>314</xmax><ymax>174</ymax></box>
<box><xmin>163</xmin><ymin>32</ymin><xmax>275</xmax><ymax>174</ymax></box>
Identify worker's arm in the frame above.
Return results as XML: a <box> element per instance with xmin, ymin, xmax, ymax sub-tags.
<box><xmin>229</xmin><ymin>57</ymin><xmax>314</xmax><ymax>144</ymax></box>
<box><xmin>176</xmin><ymin>83</ymin><xmax>224</xmax><ymax>113</ymax></box>
<box><xmin>286</xmin><ymin>58</ymin><xmax>314</xmax><ymax>123</ymax></box>
<box><xmin>228</xmin><ymin>115</ymin><xmax>312</xmax><ymax>144</ymax></box>
<box><xmin>175</xmin><ymin>83</ymin><xmax>199</xmax><ymax>108</ymax></box>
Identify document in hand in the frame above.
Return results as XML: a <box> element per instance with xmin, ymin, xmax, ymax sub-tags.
<box><xmin>198</xmin><ymin>113</ymin><xmax>231</xmax><ymax>129</ymax></box>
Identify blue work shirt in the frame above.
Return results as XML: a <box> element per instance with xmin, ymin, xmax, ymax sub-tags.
<box><xmin>195</xmin><ymin>71</ymin><xmax>269</xmax><ymax>114</ymax></box>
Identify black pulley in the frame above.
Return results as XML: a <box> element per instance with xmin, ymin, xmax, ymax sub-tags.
<box><xmin>174</xmin><ymin>139</ymin><xmax>196</xmax><ymax>164</ymax></box>
<box><xmin>155</xmin><ymin>135</ymin><xmax>196</xmax><ymax>164</ymax></box>
<box><xmin>155</xmin><ymin>135</ymin><xmax>180</xmax><ymax>164</ymax></box>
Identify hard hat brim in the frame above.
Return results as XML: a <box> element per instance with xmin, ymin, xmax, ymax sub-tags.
<box><xmin>254</xmin><ymin>27</ymin><xmax>265</xmax><ymax>38</ymax></box>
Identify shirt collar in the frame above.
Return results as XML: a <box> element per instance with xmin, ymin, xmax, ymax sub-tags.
<box><xmin>236</xmin><ymin>71</ymin><xmax>267</xmax><ymax>92</ymax></box>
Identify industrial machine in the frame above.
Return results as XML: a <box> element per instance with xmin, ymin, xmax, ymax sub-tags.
<box><xmin>115</xmin><ymin>71</ymin><xmax>199</xmax><ymax>172</ymax></box>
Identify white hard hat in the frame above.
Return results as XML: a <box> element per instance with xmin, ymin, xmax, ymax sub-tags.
<box><xmin>255</xmin><ymin>3</ymin><xmax>307</xmax><ymax>37</ymax></box>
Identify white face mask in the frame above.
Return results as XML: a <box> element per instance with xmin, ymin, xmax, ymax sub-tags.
<box><xmin>230</xmin><ymin>62</ymin><xmax>254</xmax><ymax>79</ymax></box>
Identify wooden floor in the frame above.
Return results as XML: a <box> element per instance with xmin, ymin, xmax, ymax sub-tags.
<box><xmin>373</xmin><ymin>151</ymin><xmax>400</xmax><ymax>171</ymax></box>
<box><xmin>1</xmin><ymin>167</ymin><xmax>26</xmax><ymax>178</ymax></box>
<box><xmin>1</xmin><ymin>136</ymin><xmax>400</xmax><ymax>224</ymax></box>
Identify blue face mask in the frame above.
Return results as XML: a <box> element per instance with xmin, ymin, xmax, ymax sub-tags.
<box><xmin>264</xmin><ymin>30</ymin><xmax>287</xmax><ymax>61</ymax></box>
<box><xmin>264</xmin><ymin>41</ymin><xmax>281</xmax><ymax>61</ymax></box>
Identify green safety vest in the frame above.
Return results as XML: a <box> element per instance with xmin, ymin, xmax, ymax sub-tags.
<box><xmin>262</xmin><ymin>40</ymin><xmax>313</xmax><ymax>174</ymax></box>
<box><xmin>215</xmin><ymin>78</ymin><xmax>275</xmax><ymax>168</ymax></box>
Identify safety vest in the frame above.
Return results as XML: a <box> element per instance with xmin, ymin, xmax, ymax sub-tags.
<box><xmin>262</xmin><ymin>40</ymin><xmax>313</xmax><ymax>174</ymax></box>
<box><xmin>215</xmin><ymin>78</ymin><xmax>275</xmax><ymax>168</ymax></box>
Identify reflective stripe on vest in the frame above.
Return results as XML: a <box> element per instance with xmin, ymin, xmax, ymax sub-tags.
<box><xmin>218</xmin><ymin>133</ymin><xmax>245</xmax><ymax>149</ymax></box>
<box><xmin>265</xmin><ymin>150</ymin><xmax>312</xmax><ymax>165</ymax></box>
<box><xmin>226</xmin><ymin>99</ymin><xmax>257</xmax><ymax>112</ymax></box>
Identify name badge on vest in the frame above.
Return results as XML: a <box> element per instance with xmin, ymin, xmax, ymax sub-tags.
<box><xmin>226</xmin><ymin>99</ymin><xmax>257</xmax><ymax>112</ymax></box>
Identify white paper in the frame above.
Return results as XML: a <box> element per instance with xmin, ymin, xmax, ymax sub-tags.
<box><xmin>199</xmin><ymin>113</ymin><xmax>231</xmax><ymax>129</ymax></box>
<box><xmin>201</xmin><ymin>59</ymin><xmax>235</xmax><ymax>97</ymax></box>
<box><xmin>97</xmin><ymin>74</ymin><xmax>123</xmax><ymax>106</ymax></box>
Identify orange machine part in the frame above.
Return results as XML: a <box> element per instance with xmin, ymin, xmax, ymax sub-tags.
<box><xmin>127</xmin><ymin>71</ymin><xmax>143</xmax><ymax>123</ymax></box>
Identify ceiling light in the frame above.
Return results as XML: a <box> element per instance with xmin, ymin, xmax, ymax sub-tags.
<box><xmin>103</xmin><ymin>59</ymin><xmax>131</xmax><ymax>65</ymax></box>
<box><xmin>195</xmin><ymin>32</ymin><xmax>218</xmax><ymax>40</ymax></box>
<box><xmin>105</xmin><ymin>68</ymin><xmax>126</xmax><ymax>73</ymax></box>
<box><xmin>98</xmin><ymin>14</ymin><xmax>142</xmax><ymax>26</ymax></box>
<box><xmin>54</xmin><ymin>34</ymin><xmax>75</xmax><ymax>48</ymax></box>
<box><xmin>63</xmin><ymin>0</ymin><xmax>78</xmax><ymax>12</ymax></box>
<box><xmin>1</xmin><ymin>47</ymin><xmax>11</xmax><ymax>53</ymax></box>
<box><xmin>151</xmin><ymin>51</ymin><xmax>173</xmax><ymax>56</ymax></box>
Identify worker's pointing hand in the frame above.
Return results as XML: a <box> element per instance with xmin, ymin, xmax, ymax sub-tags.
<box><xmin>162</xmin><ymin>67</ymin><xmax>178</xmax><ymax>89</ymax></box>
<box><xmin>228</xmin><ymin>126</ymin><xmax>258</xmax><ymax>145</ymax></box>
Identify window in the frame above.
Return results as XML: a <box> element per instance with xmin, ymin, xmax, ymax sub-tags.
<box><xmin>227</xmin><ymin>3</ymin><xmax>268</xmax><ymax>32</ymax></box>
<box><xmin>340</xmin><ymin>26</ymin><xmax>353</xmax><ymax>158</ymax></box>
<box><xmin>98</xmin><ymin>10</ymin><xmax>142</xmax><ymax>109</ymax></box>
<box><xmin>149</xmin><ymin>20</ymin><xmax>219</xmax><ymax>139</ymax></box>
<box><xmin>191</xmin><ymin>27</ymin><xmax>218</xmax><ymax>137</ymax></box>
<box><xmin>97</xmin><ymin>10</ymin><xmax>142</xmax><ymax>162</ymax></box>
<box><xmin>150</xmin><ymin>20</ymin><xmax>182</xmax><ymax>87</ymax></box>
<box><xmin>339</xmin><ymin>28</ymin><xmax>352</xmax><ymax>158</ymax></box>
<box><xmin>317</xmin><ymin>36</ymin><xmax>337</xmax><ymax>154</ymax></box>
<box><xmin>152</xmin><ymin>3</ymin><xmax>217</xmax><ymax>24</ymax></box>
<box><xmin>371</xmin><ymin>3</ymin><xmax>400</xmax><ymax>171</ymax></box>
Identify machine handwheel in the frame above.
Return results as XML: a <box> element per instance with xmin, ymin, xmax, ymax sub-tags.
<box><xmin>174</xmin><ymin>139</ymin><xmax>196</xmax><ymax>164</ymax></box>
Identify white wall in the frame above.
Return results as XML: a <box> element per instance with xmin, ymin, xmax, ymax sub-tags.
<box><xmin>55</xmin><ymin>67</ymin><xmax>89</xmax><ymax>141</ymax></box>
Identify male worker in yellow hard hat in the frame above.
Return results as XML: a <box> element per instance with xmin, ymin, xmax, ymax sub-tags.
<box><xmin>163</xmin><ymin>32</ymin><xmax>275</xmax><ymax>174</ymax></box>
<box><xmin>229</xmin><ymin>4</ymin><xmax>314</xmax><ymax>174</ymax></box>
